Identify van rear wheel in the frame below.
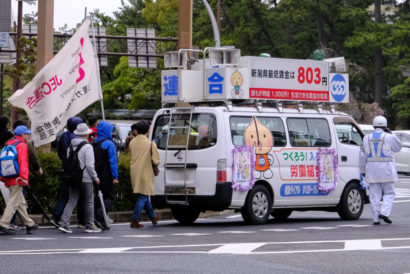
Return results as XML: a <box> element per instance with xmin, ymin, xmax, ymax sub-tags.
<box><xmin>271</xmin><ymin>209</ymin><xmax>292</xmax><ymax>221</ymax></box>
<box><xmin>337</xmin><ymin>183</ymin><xmax>364</xmax><ymax>220</ymax></box>
<box><xmin>241</xmin><ymin>185</ymin><xmax>272</xmax><ymax>225</ymax></box>
<box><xmin>171</xmin><ymin>206</ymin><xmax>200</xmax><ymax>225</ymax></box>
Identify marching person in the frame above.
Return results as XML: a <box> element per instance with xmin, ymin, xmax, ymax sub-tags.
<box><xmin>52</xmin><ymin>116</ymin><xmax>83</xmax><ymax>226</ymax></box>
<box><xmin>129</xmin><ymin>121</ymin><xmax>160</xmax><ymax>228</ymax></box>
<box><xmin>58</xmin><ymin>123</ymin><xmax>101</xmax><ymax>233</ymax></box>
<box><xmin>360</xmin><ymin>116</ymin><xmax>402</xmax><ymax>225</ymax></box>
<box><xmin>92</xmin><ymin>121</ymin><xmax>119</xmax><ymax>229</ymax></box>
<box><xmin>0</xmin><ymin>126</ymin><xmax>38</xmax><ymax>235</ymax></box>
<box><xmin>0</xmin><ymin>117</ymin><xmax>14</xmax><ymax>208</ymax></box>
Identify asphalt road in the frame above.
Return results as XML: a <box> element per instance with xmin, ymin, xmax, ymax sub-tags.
<box><xmin>1</xmin><ymin>175</ymin><xmax>410</xmax><ymax>274</ymax></box>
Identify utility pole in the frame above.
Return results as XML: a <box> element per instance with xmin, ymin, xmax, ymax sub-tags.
<box><xmin>178</xmin><ymin>0</ymin><xmax>193</xmax><ymax>49</ymax></box>
<box><xmin>36</xmin><ymin>0</ymin><xmax>54</xmax><ymax>73</ymax></box>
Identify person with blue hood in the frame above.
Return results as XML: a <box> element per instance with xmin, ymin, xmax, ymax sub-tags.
<box><xmin>92</xmin><ymin>121</ymin><xmax>119</xmax><ymax>229</ymax></box>
<box><xmin>52</xmin><ymin>116</ymin><xmax>83</xmax><ymax>226</ymax></box>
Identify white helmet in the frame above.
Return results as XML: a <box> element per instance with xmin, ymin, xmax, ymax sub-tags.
<box><xmin>373</xmin><ymin>116</ymin><xmax>387</xmax><ymax>127</ymax></box>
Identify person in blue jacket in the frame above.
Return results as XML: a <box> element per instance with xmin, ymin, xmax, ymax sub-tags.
<box><xmin>52</xmin><ymin>116</ymin><xmax>83</xmax><ymax>226</ymax></box>
<box><xmin>92</xmin><ymin>121</ymin><xmax>119</xmax><ymax>229</ymax></box>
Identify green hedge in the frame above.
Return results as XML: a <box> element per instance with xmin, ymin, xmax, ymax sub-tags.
<box><xmin>1</xmin><ymin>151</ymin><xmax>136</xmax><ymax>215</ymax></box>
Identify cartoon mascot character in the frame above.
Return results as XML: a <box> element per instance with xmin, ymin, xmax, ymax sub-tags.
<box><xmin>230</xmin><ymin>69</ymin><xmax>244</xmax><ymax>98</ymax></box>
<box><xmin>244</xmin><ymin>117</ymin><xmax>274</xmax><ymax>179</ymax></box>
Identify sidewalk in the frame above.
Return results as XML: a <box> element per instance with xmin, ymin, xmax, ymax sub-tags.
<box><xmin>29</xmin><ymin>209</ymin><xmax>233</xmax><ymax>226</ymax></box>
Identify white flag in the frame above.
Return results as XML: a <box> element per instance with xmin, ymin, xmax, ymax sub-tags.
<box><xmin>8</xmin><ymin>19</ymin><xmax>102</xmax><ymax>147</ymax></box>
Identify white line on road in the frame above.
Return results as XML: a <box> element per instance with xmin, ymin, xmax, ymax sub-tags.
<box><xmin>218</xmin><ymin>230</ymin><xmax>256</xmax><ymax>234</ymax></box>
<box><xmin>344</xmin><ymin>240</ymin><xmax>382</xmax><ymax>250</ymax></box>
<box><xmin>208</xmin><ymin>243</ymin><xmax>265</xmax><ymax>254</ymax></box>
<box><xmin>337</xmin><ymin>224</ymin><xmax>373</xmax><ymax>228</ymax></box>
<box><xmin>122</xmin><ymin>235</ymin><xmax>164</xmax><ymax>238</ymax></box>
<box><xmin>301</xmin><ymin>226</ymin><xmax>337</xmax><ymax>230</ymax></box>
<box><xmin>11</xmin><ymin>237</ymin><xmax>56</xmax><ymax>240</ymax></box>
<box><xmin>68</xmin><ymin>237</ymin><xmax>113</xmax><ymax>239</ymax></box>
<box><xmin>260</xmin><ymin>229</ymin><xmax>299</xmax><ymax>232</ymax></box>
<box><xmin>171</xmin><ymin>233</ymin><xmax>211</xmax><ymax>236</ymax></box>
<box><xmin>394</xmin><ymin>199</ymin><xmax>410</xmax><ymax>203</ymax></box>
<box><xmin>225</xmin><ymin>214</ymin><xmax>242</xmax><ymax>219</ymax></box>
<box><xmin>79</xmin><ymin>247</ymin><xmax>134</xmax><ymax>253</ymax></box>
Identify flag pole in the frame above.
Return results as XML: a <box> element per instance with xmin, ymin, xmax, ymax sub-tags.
<box><xmin>89</xmin><ymin>14</ymin><xmax>106</xmax><ymax>121</ymax></box>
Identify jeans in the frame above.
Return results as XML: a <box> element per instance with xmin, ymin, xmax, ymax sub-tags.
<box><xmin>132</xmin><ymin>194</ymin><xmax>155</xmax><ymax>221</ymax></box>
<box><xmin>60</xmin><ymin>181</ymin><xmax>95</xmax><ymax>229</ymax></box>
<box><xmin>52</xmin><ymin>182</ymin><xmax>69</xmax><ymax>222</ymax></box>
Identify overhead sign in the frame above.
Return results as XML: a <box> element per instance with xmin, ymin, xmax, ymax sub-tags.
<box><xmin>246</xmin><ymin>56</ymin><xmax>330</xmax><ymax>102</ymax></box>
<box><xmin>0</xmin><ymin>32</ymin><xmax>9</xmax><ymax>48</ymax></box>
<box><xmin>161</xmin><ymin>54</ymin><xmax>350</xmax><ymax>104</ymax></box>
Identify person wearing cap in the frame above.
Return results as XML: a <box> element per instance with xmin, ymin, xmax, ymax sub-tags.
<box><xmin>0</xmin><ymin>126</ymin><xmax>38</xmax><ymax>235</ymax></box>
<box><xmin>58</xmin><ymin>123</ymin><xmax>101</xmax><ymax>234</ymax></box>
<box><xmin>360</xmin><ymin>115</ymin><xmax>402</xmax><ymax>225</ymax></box>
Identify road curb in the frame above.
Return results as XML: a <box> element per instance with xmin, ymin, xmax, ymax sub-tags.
<box><xmin>28</xmin><ymin>209</ymin><xmax>234</xmax><ymax>226</ymax></box>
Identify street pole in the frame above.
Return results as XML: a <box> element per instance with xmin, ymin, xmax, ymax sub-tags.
<box><xmin>0</xmin><ymin>63</ymin><xmax>3</xmax><ymax>116</ymax></box>
<box><xmin>37</xmin><ymin>0</ymin><xmax>54</xmax><ymax>73</ymax></box>
<box><xmin>178</xmin><ymin>0</ymin><xmax>193</xmax><ymax>50</ymax></box>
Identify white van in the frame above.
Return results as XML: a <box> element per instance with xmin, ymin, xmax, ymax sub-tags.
<box><xmin>152</xmin><ymin>47</ymin><xmax>363</xmax><ymax>225</ymax></box>
<box><xmin>150</xmin><ymin>105</ymin><xmax>366</xmax><ymax>225</ymax></box>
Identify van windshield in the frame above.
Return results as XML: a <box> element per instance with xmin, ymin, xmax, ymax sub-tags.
<box><xmin>152</xmin><ymin>113</ymin><xmax>217</xmax><ymax>150</ymax></box>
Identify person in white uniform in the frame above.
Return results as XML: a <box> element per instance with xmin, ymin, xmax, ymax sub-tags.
<box><xmin>359</xmin><ymin>116</ymin><xmax>402</xmax><ymax>225</ymax></box>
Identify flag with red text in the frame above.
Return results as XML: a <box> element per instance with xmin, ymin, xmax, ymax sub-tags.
<box><xmin>8</xmin><ymin>19</ymin><xmax>102</xmax><ymax>147</ymax></box>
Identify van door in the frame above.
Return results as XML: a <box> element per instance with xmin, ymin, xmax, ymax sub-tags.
<box><xmin>333</xmin><ymin>118</ymin><xmax>363</xmax><ymax>185</ymax></box>
<box><xmin>151</xmin><ymin>109</ymin><xmax>220</xmax><ymax>202</ymax></box>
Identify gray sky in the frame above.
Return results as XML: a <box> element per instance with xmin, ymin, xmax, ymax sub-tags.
<box><xmin>11</xmin><ymin>0</ymin><xmax>126</xmax><ymax>30</ymax></box>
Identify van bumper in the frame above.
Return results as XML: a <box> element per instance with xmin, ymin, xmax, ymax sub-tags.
<box><xmin>152</xmin><ymin>182</ymin><xmax>232</xmax><ymax>211</ymax></box>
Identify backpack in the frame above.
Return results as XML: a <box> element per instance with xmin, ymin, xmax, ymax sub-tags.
<box><xmin>0</xmin><ymin>139</ymin><xmax>22</xmax><ymax>178</ymax></box>
<box><xmin>62</xmin><ymin>141</ymin><xmax>88</xmax><ymax>188</ymax></box>
<box><xmin>92</xmin><ymin>138</ymin><xmax>112</xmax><ymax>181</ymax></box>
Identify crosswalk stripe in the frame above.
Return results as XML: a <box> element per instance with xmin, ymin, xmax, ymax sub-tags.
<box><xmin>345</xmin><ymin>240</ymin><xmax>382</xmax><ymax>250</ymax></box>
<box><xmin>208</xmin><ymin>243</ymin><xmax>265</xmax><ymax>254</ymax></box>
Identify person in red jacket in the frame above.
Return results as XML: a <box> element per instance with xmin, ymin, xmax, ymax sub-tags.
<box><xmin>0</xmin><ymin>126</ymin><xmax>38</xmax><ymax>235</ymax></box>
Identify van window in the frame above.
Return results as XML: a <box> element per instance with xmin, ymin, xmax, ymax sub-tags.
<box><xmin>152</xmin><ymin>113</ymin><xmax>217</xmax><ymax>150</ymax></box>
<box><xmin>230</xmin><ymin>116</ymin><xmax>286</xmax><ymax>147</ymax></box>
<box><xmin>287</xmin><ymin>118</ymin><xmax>331</xmax><ymax>147</ymax></box>
<box><xmin>334</xmin><ymin>122</ymin><xmax>363</xmax><ymax>146</ymax></box>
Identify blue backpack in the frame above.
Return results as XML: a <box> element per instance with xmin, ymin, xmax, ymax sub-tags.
<box><xmin>0</xmin><ymin>139</ymin><xmax>22</xmax><ymax>178</ymax></box>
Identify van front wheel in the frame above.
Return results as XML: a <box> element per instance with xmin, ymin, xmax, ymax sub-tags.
<box><xmin>337</xmin><ymin>183</ymin><xmax>364</xmax><ymax>220</ymax></box>
<box><xmin>171</xmin><ymin>206</ymin><xmax>200</xmax><ymax>225</ymax></box>
<box><xmin>241</xmin><ymin>185</ymin><xmax>272</xmax><ymax>225</ymax></box>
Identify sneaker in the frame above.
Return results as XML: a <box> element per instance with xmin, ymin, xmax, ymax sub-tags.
<box><xmin>50</xmin><ymin>219</ymin><xmax>60</xmax><ymax>228</ymax></box>
<box><xmin>26</xmin><ymin>224</ymin><xmax>39</xmax><ymax>235</ymax></box>
<box><xmin>77</xmin><ymin>223</ymin><xmax>86</xmax><ymax>229</ymax></box>
<box><xmin>108</xmin><ymin>218</ymin><xmax>114</xmax><ymax>224</ymax></box>
<box><xmin>9</xmin><ymin>224</ymin><xmax>23</xmax><ymax>231</ymax></box>
<box><xmin>379</xmin><ymin>214</ymin><xmax>392</xmax><ymax>224</ymax></box>
<box><xmin>0</xmin><ymin>226</ymin><xmax>16</xmax><ymax>235</ymax></box>
<box><xmin>85</xmin><ymin>227</ymin><xmax>102</xmax><ymax>233</ymax></box>
<box><xmin>58</xmin><ymin>226</ymin><xmax>73</xmax><ymax>234</ymax></box>
<box><xmin>373</xmin><ymin>222</ymin><xmax>381</xmax><ymax>225</ymax></box>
